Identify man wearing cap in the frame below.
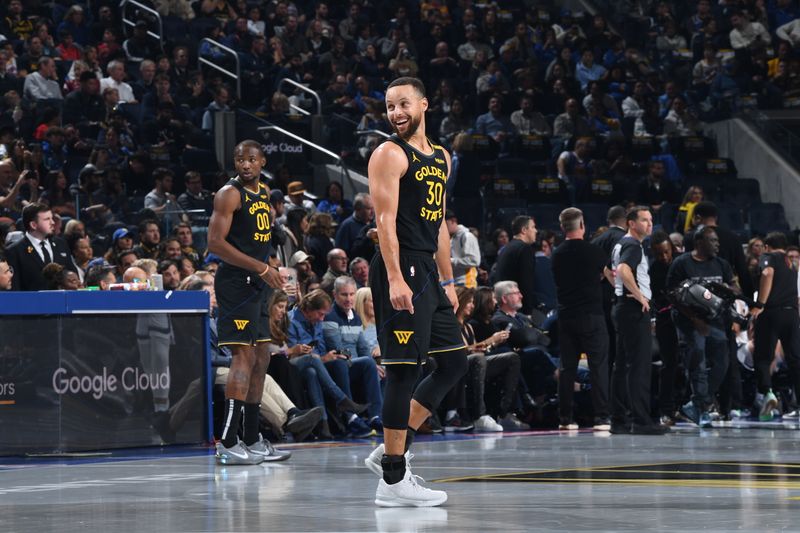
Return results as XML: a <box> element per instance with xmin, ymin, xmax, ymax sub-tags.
<box><xmin>286</xmin><ymin>181</ymin><xmax>316</xmax><ymax>213</ymax></box>
<box><xmin>112</xmin><ymin>227</ymin><xmax>134</xmax><ymax>252</ymax></box>
<box><xmin>62</xmin><ymin>71</ymin><xmax>104</xmax><ymax>131</ymax></box>
<box><xmin>289</xmin><ymin>250</ymin><xmax>317</xmax><ymax>289</ymax></box>
<box><xmin>334</xmin><ymin>192</ymin><xmax>373</xmax><ymax>260</ymax></box>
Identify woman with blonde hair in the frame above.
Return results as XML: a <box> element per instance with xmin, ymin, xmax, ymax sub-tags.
<box><xmin>354</xmin><ymin>286</ymin><xmax>380</xmax><ymax>361</ymax></box>
<box><xmin>676</xmin><ymin>185</ymin><xmax>704</xmax><ymax>234</ymax></box>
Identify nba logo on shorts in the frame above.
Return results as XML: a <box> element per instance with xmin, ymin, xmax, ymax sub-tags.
<box><xmin>410</xmin><ymin>266</ymin><xmax>415</xmax><ymax>277</ymax></box>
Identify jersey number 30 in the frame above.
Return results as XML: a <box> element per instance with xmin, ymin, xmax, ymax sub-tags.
<box><xmin>426</xmin><ymin>181</ymin><xmax>443</xmax><ymax>207</ymax></box>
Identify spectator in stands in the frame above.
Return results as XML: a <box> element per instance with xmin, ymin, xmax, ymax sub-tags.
<box><xmin>286</xmin><ymin>289</ymin><xmax>372</xmax><ymax>438</ymax></box>
<box><xmin>729</xmin><ymin>10</ymin><xmax>771</xmax><ymax>51</ymax></box>
<box><xmin>439</xmin><ymin>98</ymin><xmax>471</xmax><ymax>148</ymax></box>
<box><xmin>40</xmin><ymin>171</ymin><xmax>75</xmax><ymax>218</ymax></box>
<box><xmin>676</xmin><ymin>185</ymin><xmax>704</xmax><ymax>234</ymax></box>
<box><xmin>62</xmin><ymin>71</ymin><xmax>104</xmax><ymax>131</ymax></box>
<box><xmin>304</xmin><ymin>212</ymin><xmax>335</xmax><ymax>279</ymax></box>
<box><xmin>511</xmin><ymin>94</ymin><xmax>551</xmax><ymax>136</ymax></box>
<box><xmin>132</xmin><ymin>60</ymin><xmax>157</xmax><ymax>102</ymax></box>
<box><xmin>693</xmin><ymin>45</ymin><xmax>722</xmax><ymax>97</ymax></box>
<box><xmin>316</xmin><ymin>182</ymin><xmax>352</xmax><ymax>225</ymax></box>
<box><xmin>134</xmin><ymin>219</ymin><xmax>161</xmax><ymax>260</ymax></box>
<box><xmin>474</xmin><ymin>95</ymin><xmax>515</xmax><ymax>149</ymax></box>
<box><xmin>0</xmin><ymin>253</ymin><xmax>13</xmax><ymax>290</ymax></box>
<box><xmin>202</xmin><ymin>86</ymin><xmax>231</xmax><ymax>132</ymax></box>
<box><xmin>553</xmin><ymin>98</ymin><xmax>592</xmax><ymax>141</ymax></box>
<box><xmin>23</xmin><ymin>57</ymin><xmax>61</xmax><ymax>101</ymax></box>
<box><xmin>457</xmin><ymin>24</ymin><xmax>493</xmax><ymax>62</ymax></box>
<box><xmin>557</xmin><ymin>137</ymin><xmax>593</xmax><ymax>204</ymax></box>
<box><xmin>280</xmin><ymin>207</ymin><xmax>308</xmax><ymax>260</ymax></box>
<box><xmin>159</xmin><ymin>237</ymin><xmax>183</xmax><ymax>261</ymax></box>
<box><xmin>583</xmin><ymin>81</ymin><xmax>621</xmax><ymax>118</ymax></box>
<box><xmin>123</xmin><ymin>21</ymin><xmax>158</xmax><ymax>64</ymax></box>
<box><xmin>5</xmin><ymin>202</ymin><xmax>70</xmax><ymax>291</ymax></box>
<box><xmin>320</xmin><ymin>248</ymin><xmax>348</xmax><ymax>294</ymax></box>
<box><xmin>67</xmin><ymin>234</ymin><xmax>93</xmax><ymax>284</ymax></box>
<box><xmin>663</xmin><ymin>96</ymin><xmax>703</xmax><ymax>136</ymax></box>
<box><xmin>145</xmin><ymin>168</ymin><xmax>181</xmax><ymax>223</ymax></box>
<box><xmin>142</xmin><ymin>74</ymin><xmax>174</xmax><ymax>120</ymax></box>
<box><xmin>492</xmin><ymin>215</ymin><xmax>538</xmax><ymax>314</ymax></box>
<box><xmin>576</xmin><ymin>49</ymin><xmax>607</xmax><ymax>91</ymax></box>
<box><xmin>285</xmin><ymin>180</ymin><xmax>316</xmax><ymax>213</ymax></box>
<box><xmin>84</xmin><ymin>264</ymin><xmax>115</xmax><ymax>290</ymax></box>
<box><xmin>178</xmin><ymin>171</ymin><xmax>213</xmax><ymax>219</ymax></box>
<box><xmin>158</xmin><ymin>259</ymin><xmax>180</xmax><ymax>290</ymax></box>
<box><xmin>113</xmin><ymin>249</ymin><xmax>138</xmax><ymax>281</ymax></box>
<box><xmin>288</xmin><ymin>250</ymin><xmax>317</xmax><ymax>291</ymax></box>
<box><xmin>335</xmin><ymin>192</ymin><xmax>373</xmax><ymax>258</ymax></box>
<box><xmin>349</xmin><ymin>257</ymin><xmax>369</xmax><ymax>289</ymax></box>
<box><xmin>446</xmin><ymin>210</ymin><xmax>481</xmax><ymax>287</ymax></box>
<box><xmin>636</xmin><ymin>160</ymin><xmax>678</xmax><ymax>214</ymax></box>
<box><xmin>43</xmin><ymin>262</ymin><xmax>81</xmax><ymax>290</ymax></box>
<box><xmin>322</xmin><ymin>276</ymin><xmax>383</xmax><ymax>430</ymax></box>
<box><xmin>101</xmin><ymin>60</ymin><xmax>136</xmax><ymax>104</ymax></box>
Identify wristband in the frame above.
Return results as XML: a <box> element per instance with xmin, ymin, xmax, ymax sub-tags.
<box><xmin>753</xmin><ymin>301</ymin><xmax>765</xmax><ymax>309</ymax></box>
<box><xmin>260</xmin><ymin>265</ymin><xmax>278</xmax><ymax>277</ymax></box>
<box><xmin>440</xmin><ymin>279</ymin><xmax>455</xmax><ymax>287</ymax></box>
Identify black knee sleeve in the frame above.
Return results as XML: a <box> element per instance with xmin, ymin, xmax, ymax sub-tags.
<box><xmin>413</xmin><ymin>349</ymin><xmax>469</xmax><ymax>413</ymax></box>
<box><xmin>382</xmin><ymin>364</ymin><xmax>422</xmax><ymax>430</ymax></box>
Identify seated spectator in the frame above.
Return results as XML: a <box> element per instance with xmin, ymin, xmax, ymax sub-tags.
<box><xmin>553</xmin><ymin>98</ymin><xmax>592</xmax><ymax>141</ymax></box>
<box><xmin>84</xmin><ymin>264</ymin><xmax>116</xmax><ymax>290</ymax></box>
<box><xmin>575</xmin><ymin>49</ymin><xmax>607</xmax><ymax>91</ymax></box>
<box><xmin>729</xmin><ymin>10</ymin><xmax>771</xmax><ymax>51</ymax></box>
<box><xmin>388</xmin><ymin>43</ymin><xmax>419</xmax><ymax>78</ymax></box>
<box><xmin>356</xmin><ymin>101</ymin><xmax>391</xmax><ymax>159</ymax></box>
<box><xmin>676</xmin><ymin>185</ymin><xmax>704</xmax><ymax>234</ymax></box>
<box><xmin>23</xmin><ymin>57</ymin><xmax>62</xmax><ymax>101</ymax></box>
<box><xmin>285</xmin><ymin>180</ymin><xmax>316</xmax><ymax>214</ymax></box>
<box><xmin>510</xmin><ymin>94</ymin><xmax>551</xmax><ymax>136</ymax></box>
<box><xmin>304</xmin><ymin>212</ymin><xmax>335</xmax><ymax>279</ymax></box>
<box><xmin>663</xmin><ymin>96</ymin><xmax>703</xmax><ymax>136</ymax></box>
<box><xmin>491</xmin><ymin>280</ymin><xmax>558</xmax><ymax>401</ymax></box>
<box><xmin>474</xmin><ymin>95</ymin><xmax>515</xmax><ymax>148</ymax></box>
<box><xmin>476</xmin><ymin>59</ymin><xmax>510</xmax><ymax>97</ymax></box>
<box><xmin>173</xmin><ymin>222</ymin><xmax>200</xmax><ymax>266</ymax></box>
<box><xmin>446</xmin><ymin>210</ymin><xmax>480</xmax><ymax>287</ymax></box>
<box><xmin>40</xmin><ymin>170</ymin><xmax>75</xmax><ymax>218</ymax></box>
<box><xmin>157</xmin><ymin>259</ymin><xmax>180</xmax><ymax>290</ymax></box>
<box><xmin>62</xmin><ymin>71</ymin><xmax>104</xmax><ymax>132</ymax></box>
<box><xmin>439</xmin><ymin>98</ymin><xmax>471</xmax><ymax>148</ymax></box>
<box><xmin>159</xmin><ymin>237</ymin><xmax>183</xmax><ymax>261</ymax></box>
<box><xmin>288</xmin><ymin>250</ymin><xmax>317</xmax><ymax>293</ymax></box>
<box><xmin>42</xmin><ymin>262</ymin><xmax>81</xmax><ymax>290</ymax></box>
<box><xmin>335</xmin><ymin>192</ymin><xmax>373</xmax><ymax>258</ymax></box>
<box><xmin>67</xmin><ymin>234</ymin><xmax>93</xmax><ymax>284</ymax></box>
<box><xmin>349</xmin><ymin>257</ymin><xmax>369</xmax><ymax>289</ymax></box>
<box><xmin>316</xmin><ymin>182</ymin><xmax>353</xmax><ymax>225</ymax></box>
<box><xmin>320</xmin><ymin>248</ymin><xmax>349</xmax><ymax>294</ymax></box>
<box><xmin>145</xmin><ymin>168</ymin><xmax>182</xmax><ymax>225</ymax></box>
<box><xmin>56</xmin><ymin>30</ymin><xmax>82</xmax><ymax>62</ymax></box>
<box><xmin>100</xmin><ymin>60</ymin><xmax>136</xmax><ymax>103</ymax></box>
<box><xmin>457</xmin><ymin>24</ymin><xmax>494</xmax><ymax>63</ymax></box>
<box><xmin>178</xmin><ymin>171</ymin><xmax>214</xmax><ymax>221</ymax></box>
<box><xmin>322</xmin><ymin>276</ymin><xmax>383</xmax><ymax>430</ymax></box>
<box><xmin>113</xmin><ymin>249</ymin><xmax>138</xmax><ymax>282</ymax></box>
<box><xmin>454</xmin><ymin>286</ymin><xmax>525</xmax><ymax>432</ymax></box>
<box><xmin>354</xmin><ymin>286</ymin><xmax>379</xmax><ymax>358</ymax></box>
<box><xmin>583</xmin><ymin>81</ymin><xmax>621</xmax><ymax>118</ymax></box>
<box><xmin>134</xmin><ymin>219</ymin><xmax>161</xmax><ymax>260</ymax></box>
<box><xmin>285</xmin><ymin>289</ymin><xmax>372</xmax><ymax>438</ymax></box>
<box><xmin>636</xmin><ymin>160</ymin><xmax>678</xmax><ymax>213</ymax></box>
<box><xmin>123</xmin><ymin>21</ymin><xmax>158</xmax><ymax>64</ymax></box>
<box><xmin>693</xmin><ymin>45</ymin><xmax>722</xmax><ymax>95</ymax></box>
<box><xmin>202</xmin><ymin>86</ymin><xmax>231</xmax><ymax>132</ymax></box>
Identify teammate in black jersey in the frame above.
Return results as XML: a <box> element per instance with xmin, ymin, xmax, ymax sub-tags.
<box><xmin>363</xmin><ymin>77</ymin><xmax>468</xmax><ymax>507</ymax></box>
<box><xmin>208</xmin><ymin>140</ymin><xmax>289</xmax><ymax>464</ymax></box>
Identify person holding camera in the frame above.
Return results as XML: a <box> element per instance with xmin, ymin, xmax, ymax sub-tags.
<box><xmin>667</xmin><ymin>226</ymin><xmax>737</xmax><ymax>427</ymax></box>
<box><xmin>749</xmin><ymin>232</ymin><xmax>800</xmax><ymax>421</ymax></box>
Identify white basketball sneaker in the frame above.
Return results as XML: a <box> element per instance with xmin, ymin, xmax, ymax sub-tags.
<box><xmin>375</xmin><ymin>469</ymin><xmax>448</xmax><ymax>507</ymax></box>
<box><xmin>365</xmin><ymin>443</ymin><xmax>412</xmax><ymax>477</ymax></box>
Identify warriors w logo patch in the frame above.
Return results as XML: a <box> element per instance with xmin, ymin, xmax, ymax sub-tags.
<box><xmin>393</xmin><ymin>331</ymin><xmax>414</xmax><ymax>344</ymax></box>
<box><xmin>234</xmin><ymin>320</ymin><xmax>250</xmax><ymax>331</ymax></box>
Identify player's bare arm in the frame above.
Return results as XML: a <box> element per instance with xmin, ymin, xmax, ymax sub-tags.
<box><xmin>368</xmin><ymin>140</ymin><xmax>413</xmax><ymax>313</ymax></box>
<box><xmin>434</xmin><ymin>148</ymin><xmax>458</xmax><ymax>311</ymax></box>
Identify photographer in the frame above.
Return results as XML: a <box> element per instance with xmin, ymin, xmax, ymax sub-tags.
<box><xmin>750</xmin><ymin>232</ymin><xmax>800</xmax><ymax>421</ymax></box>
<box><xmin>667</xmin><ymin>226</ymin><xmax>737</xmax><ymax>427</ymax></box>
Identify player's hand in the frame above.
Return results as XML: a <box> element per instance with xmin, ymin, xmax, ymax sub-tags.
<box><xmin>750</xmin><ymin>306</ymin><xmax>763</xmax><ymax>319</ymax></box>
<box><xmin>377</xmin><ymin>365</ymin><xmax>386</xmax><ymax>379</ymax></box>
<box><xmin>389</xmin><ymin>279</ymin><xmax>414</xmax><ymax>314</ymax></box>
<box><xmin>260</xmin><ymin>265</ymin><xmax>283</xmax><ymax>289</ymax></box>
<box><xmin>445</xmin><ymin>284</ymin><xmax>458</xmax><ymax>313</ymax></box>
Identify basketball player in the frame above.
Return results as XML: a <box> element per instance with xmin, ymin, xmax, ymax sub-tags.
<box><xmin>363</xmin><ymin>77</ymin><xmax>468</xmax><ymax>506</ymax></box>
<box><xmin>208</xmin><ymin>140</ymin><xmax>290</xmax><ymax>464</ymax></box>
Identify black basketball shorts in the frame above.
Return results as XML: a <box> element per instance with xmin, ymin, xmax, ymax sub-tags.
<box><xmin>369</xmin><ymin>251</ymin><xmax>464</xmax><ymax>365</ymax></box>
<box><xmin>215</xmin><ymin>264</ymin><xmax>273</xmax><ymax>347</ymax></box>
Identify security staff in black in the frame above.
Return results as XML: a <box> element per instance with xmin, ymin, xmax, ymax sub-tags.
<box><xmin>366</xmin><ymin>77</ymin><xmax>466</xmax><ymax>507</ymax></box>
<box><xmin>208</xmin><ymin>140</ymin><xmax>288</xmax><ymax>465</ymax></box>
<box><xmin>750</xmin><ymin>232</ymin><xmax>800</xmax><ymax>421</ymax></box>
<box><xmin>609</xmin><ymin>206</ymin><xmax>669</xmax><ymax>435</ymax></box>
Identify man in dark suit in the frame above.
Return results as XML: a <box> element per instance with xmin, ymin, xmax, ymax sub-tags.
<box><xmin>5</xmin><ymin>202</ymin><xmax>69</xmax><ymax>290</ymax></box>
<box><xmin>491</xmin><ymin>215</ymin><xmax>538</xmax><ymax>314</ymax></box>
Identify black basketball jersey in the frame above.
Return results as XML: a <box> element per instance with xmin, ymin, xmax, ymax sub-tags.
<box><xmin>388</xmin><ymin>134</ymin><xmax>449</xmax><ymax>254</ymax></box>
<box><xmin>224</xmin><ymin>178</ymin><xmax>273</xmax><ymax>263</ymax></box>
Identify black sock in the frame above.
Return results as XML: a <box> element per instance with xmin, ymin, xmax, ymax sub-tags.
<box><xmin>243</xmin><ymin>403</ymin><xmax>261</xmax><ymax>446</ymax></box>
<box><xmin>405</xmin><ymin>426</ymin><xmax>416</xmax><ymax>453</ymax></box>
<box><xmin>221</xmin><ymin>398</ymin><xmax>245</xmax><ymax>448</ymax></box>
<box><xmin>381</xmin><ymin>454</ymin><xmax>406</xmax><ymax>485</ymax></box>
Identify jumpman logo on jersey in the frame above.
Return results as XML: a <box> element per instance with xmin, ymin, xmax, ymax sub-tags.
<box><xmin>411</xmin><ymin>152</ymin><xmax>420</xmax><ymax>163</ymax></box>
